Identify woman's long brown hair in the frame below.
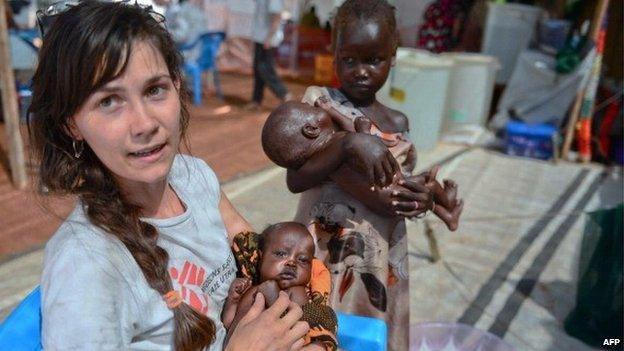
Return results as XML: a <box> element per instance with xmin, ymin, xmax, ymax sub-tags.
<box><xmin>28</xmin><ymin>2</ymin><xmax>215</xmax><ymax>350</ymax></box>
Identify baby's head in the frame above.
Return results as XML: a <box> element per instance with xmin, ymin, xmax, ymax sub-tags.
<box><xmin>262</xmin><ymin>101</ymin><xmax>336</xmax><ymax>169</ymax></box>
<box><xmin>258</xmin><ymin>222</ymin><xmax>315</xmax><ymax>290</ymax></box>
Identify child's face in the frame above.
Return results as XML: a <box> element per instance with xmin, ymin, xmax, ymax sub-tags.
<box><xmin>334</xmin><ymin>18</ymin><xmax>395</xmax><ymax>105</ymax></box>
<box><xmin>260</xmin><ymin>224</ymin><xmax>315</xmax><ymax>290</ymax></box>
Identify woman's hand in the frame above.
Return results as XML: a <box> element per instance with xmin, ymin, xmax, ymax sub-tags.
<box><xmin>343</xmin><ymin>133</ymin><xmax>399</xmax><ymax>188</ymax></box>
<box><xmin>225</xmin><ymin>292</ymin><xmax>309</xmax><ymax>351</ymax></box>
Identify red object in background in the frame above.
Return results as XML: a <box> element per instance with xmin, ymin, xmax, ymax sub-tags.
<box><xmin>597</xmin><ymin>100</ymin><xmax>620</xmax><ymax>159</ymax></box>
<box><xmin>576</xmin><ymin>6</ymin><xmax>609</xmax><ymax>162</ymax></box>
<box><xmin>276</xmin><ymin>23</ymin><xmax>331</xmax><ymax>78</ymax></box>
<box><xmin>577</xmin><ymin>119</ymin><xmax>592</xmax><ymax>157</ymax></box>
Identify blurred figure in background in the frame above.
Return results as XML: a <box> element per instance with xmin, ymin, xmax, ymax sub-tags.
<box><xmin>244</xmin><ymin>0</ymin><xmax>293</xmax><ymax>110</ymax></box>
<box><xmin>156</xmin><ymin>0</ymin><xmax>207</xmax><ymax>62</ymax></box>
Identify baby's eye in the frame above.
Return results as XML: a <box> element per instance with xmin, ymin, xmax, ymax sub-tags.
<box><xmin>298</xmin><ymin>256</ymin><xmax>311</xmax><ymax>264</ymax></box>
<box><xmin>369</xmin><ymin>57</ymin><xmax>382</xmax><ymax>64</ymax></box>
<box><xmin>342</xmin><ymin>57</ymin><xmax>355</xmax><ymax>65</ymax></box>
<box><xmin>273</xmin><ymin>250</ymin><xmax>287</xmax><ymax>257</ymax></box>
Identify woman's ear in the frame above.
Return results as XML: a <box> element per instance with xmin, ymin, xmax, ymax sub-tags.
<box><xmin>66</xmin><ymin>118</ymin><xmax>84</xmax><ymax>141</ymax></box>
<box><xmin>302</xmin><ymin>123</ymin><xmax>321</xmax><ymax>139</ymax></box>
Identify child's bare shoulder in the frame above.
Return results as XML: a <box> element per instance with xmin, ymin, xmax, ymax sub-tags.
<box><xmin>380</xmin><ymin>104</ymin><xmax>409</xmax><ymax>132</ymax></box>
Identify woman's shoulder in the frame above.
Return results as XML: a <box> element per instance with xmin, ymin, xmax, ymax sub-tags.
<box><xmin>171</xmin><ymin>155</ymin><xmax>218</xmax><ymax>185</ymax></box>
<box><xmin>43</xmin><ymin>204</ymin><xmax>144</xmax><ymax>288</ymax></box>
<box><xmin>44</xmin><ymin>202</ymin><xmax>138</xmax><ymax>274</ymax></box>
<box><xmin>45</xmin><ymin>204</ymin><xmax>116</xmax><ymax>255</ymax></box>
<box><xmin>170</xmin><ymin>154</ymin><xmax>221</xmax><ymax>201</ymax></box>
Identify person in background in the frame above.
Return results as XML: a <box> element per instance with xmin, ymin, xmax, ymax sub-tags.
<box><xmin>154</xmin><ymin>0</ymin><xmax>207</xmax><ymax>62</ymax></box>
<box><xmin>244</xmin><ymin>0</ymin><xmax>293</xmax><ymax>110</ymax></box>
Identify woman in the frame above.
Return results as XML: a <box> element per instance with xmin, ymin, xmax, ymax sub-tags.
<box><xmin>30</xmin><ymin>2</ymin><xmax>308</xmax><ymax>350</ymax></box>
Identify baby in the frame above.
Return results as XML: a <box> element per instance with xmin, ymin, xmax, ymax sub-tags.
<box><xmin>262</xmin><ymin>101</ymin><xmax>463</xmax><ymax>230</ymax></box>
<box><xmin>222</xmin><ymin>222</ymin><xmax>337</xmax><ymax>350</ymax></box>
<box><xmin>311</xmin><ymin>91</ymin><xmax>464</xmax><ymax>230</ymax></box>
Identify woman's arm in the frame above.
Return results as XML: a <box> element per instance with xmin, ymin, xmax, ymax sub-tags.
<box><xmin>219</xmin><ymin>191</ymin><xmax>254</xmax><ymax>243</ymax></box>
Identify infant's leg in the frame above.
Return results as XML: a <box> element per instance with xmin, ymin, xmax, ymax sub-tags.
<box><xmin>441</xmin><ymin>179</ymin><xmax>459</xmax><ymax>209</ymax></box>
<box><xmin>432</xmin><ymin>198</ymin><xmax>463</xmax><ymax>231</ymax></box>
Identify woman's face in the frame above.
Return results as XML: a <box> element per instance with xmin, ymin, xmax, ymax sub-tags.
<box><xmin>70</xmin><ymin>41</ymin><xmax>181</xmax><ymax>189</ymax></box>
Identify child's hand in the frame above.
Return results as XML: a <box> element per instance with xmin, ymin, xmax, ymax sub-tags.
<box><xmin>392</xmin><ymin>179</ymin><xmax>433</xmax><ymax>218</ymax></box>
<box><xmin>228</xmin><ymin>278</ymin><xmax>252</xmax><ymax>302</ymax></box>
<box><xmin>343</xmin><ymin>132</ymin><xmax>399</xmax><ymax>188</ymax></box>
<box><xmin>353</xmin><ymin>116</ymin><xmax>372</xmax><ymax>134</ymax></box>
<box><xmin>314</xmin><ymin>95</ymin><xmax>332</xmax><ymax>110</ymax></box>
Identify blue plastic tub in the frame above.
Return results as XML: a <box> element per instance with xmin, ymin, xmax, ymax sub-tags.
<box><xmin>505</xmin><ymin>120</ymin><xmax>557</xmax><ymax>160</ymax></box>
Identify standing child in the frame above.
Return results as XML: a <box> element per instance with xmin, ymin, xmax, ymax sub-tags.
<box><xmin>289</xmin><ymin>1</ymin><xmax>452</xmax><ymax>349</ymax></box>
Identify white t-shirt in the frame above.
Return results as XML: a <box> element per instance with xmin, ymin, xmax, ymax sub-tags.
<box><xmin>251</xmin><ymin>0</ymin><xmax>284</xmax><ymax>46</ymax></box>
<box><xmin>41</xmin><ymin>155</ymin><xmax>236</xmax><ymax>350</ymax></box>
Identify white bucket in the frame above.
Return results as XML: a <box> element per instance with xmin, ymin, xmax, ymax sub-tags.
<box><xmin>378</xmin><ymin>53</ymin><xmax>454</xmax><ymax>151</ymax></box>
<box><xmin>481</xmin><ymin>3</ymin><xmax>542</xmax><ymax>84</ymax></box>
<box><xmin>440</xmin><ymin>53</ymin><xmax>500</xmax><ymax>138</ymax></box>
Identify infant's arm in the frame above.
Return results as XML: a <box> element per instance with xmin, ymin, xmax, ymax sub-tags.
<box><xmin>222</xmin><ymin>277</ymin><xmax>252</xmax><ymax>329</ymax></box>
<box><xmin>315</xmin><ymin>96</ymin><xmax>356</xmax><ymax>132</ymax></box>
<box><xmin>286</xmin><ymin>285</ymin><xmax>309</xmax><ymax>306</ymax></box>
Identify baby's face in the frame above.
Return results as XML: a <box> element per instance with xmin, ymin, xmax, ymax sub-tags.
<box><xmin>260</xmin><ymin>224</ymin><xmax>315</xmax><ymax>289</ymax></box>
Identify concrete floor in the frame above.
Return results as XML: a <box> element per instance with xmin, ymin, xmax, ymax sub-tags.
<box><xmin>1</xmin><ymin>77</ymin><xmax>622</xmax><ymax>350</ymax></box>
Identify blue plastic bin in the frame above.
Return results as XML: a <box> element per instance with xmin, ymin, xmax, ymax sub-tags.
<box><xmin>505</xmin><ymin>120</ymin><xmax>557</xmax><ymax>160</ymax></box>
<box><xmin>0</xmin><ymin>287</ymin><xmax>41</xmax><ymax>351</ymax></box>
<box><xmin>0</xmin><ymin>287</ymin><xmax>387</xmax><ymax>351</ymax></box>
<box><xmin>336</xmin><ymin>312</ymin><xmax>387</xmax><ymax>351</ymax></box>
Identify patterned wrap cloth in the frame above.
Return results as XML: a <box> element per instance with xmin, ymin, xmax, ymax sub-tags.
<box><xmin>298</xmin><ymin>86</ymin><xmax>414</xmax><ymax>350</ymax></box>
<box><xmin>231</xmin><ymin>232</ymin><xmax>338</xmax><ymax>350</ymax></box>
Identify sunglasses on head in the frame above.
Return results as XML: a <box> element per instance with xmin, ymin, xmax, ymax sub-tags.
<box><xmin>36</xmin><ymin>0</ymin><xmax>165</xmax><ymax>37</ymax></box>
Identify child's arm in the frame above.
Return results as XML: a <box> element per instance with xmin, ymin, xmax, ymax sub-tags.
<box><xmin>330</xmin><ymin>166</ymin><xmax>431</xmax><ymax>218</ymax></box>
<box><xmin>287</xmin><ymin>132</ymin><xmax>399</xmax><ymax>193</ymax></box>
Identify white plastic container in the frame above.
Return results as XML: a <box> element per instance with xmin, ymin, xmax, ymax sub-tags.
<box><xmin>440</xmin><ymin>53</ymin><xmax>500</xmax><ymax>136</ymax></box>
<box><xmin>481</xmin><ymin>3</ymin><xmax>542</xmax><ymax>84</ymax></box>
<box><xmin>378</xmin><ymin>53</ymin><xmax>454</xmax><ymax>151</ymax></box>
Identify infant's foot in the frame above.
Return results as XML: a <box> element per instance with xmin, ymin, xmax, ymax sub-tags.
<box><xmin>446</xmin><ymin>199</ymin><xmax>464</xmax><ymax>231</ymax></box>
<box><xmin>443</xmin><ymin>179</ymin><xmax>459</xmax><ymax>209</ymax></box>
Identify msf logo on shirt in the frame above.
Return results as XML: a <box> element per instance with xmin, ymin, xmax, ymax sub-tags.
<box><xmin>170</xmin><ymin>261</ymin><xmax>210</xmax><ymax>314</ymax></box>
